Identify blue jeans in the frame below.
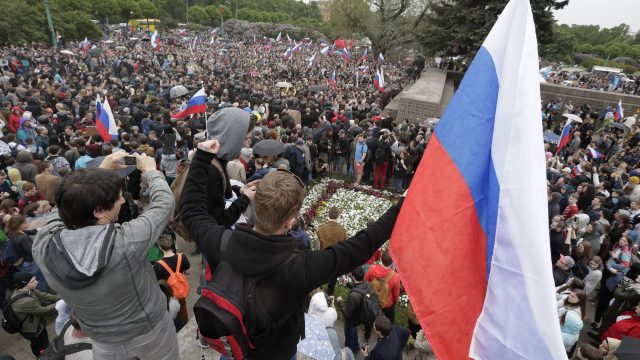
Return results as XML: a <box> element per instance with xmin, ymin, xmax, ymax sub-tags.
<box><xmin>395</xmin><ymin>176</ymin><xmax>405</xmax><ymax>193</ymax></box>
<box><xmin>19</xmin><ymin>261</ymin><xmax>48</xmax><ymax>292</ymax></box>
<box><xmin>344</xmin><ymin>323</ymin><xmax>360</xmax><ymax>356</ymax></box>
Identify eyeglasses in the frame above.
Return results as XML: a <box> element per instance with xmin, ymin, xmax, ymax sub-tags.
<box><xmin>277</xmin><ymin>168</ymin><xmax>305</xmax><ymax>189</ymax></box>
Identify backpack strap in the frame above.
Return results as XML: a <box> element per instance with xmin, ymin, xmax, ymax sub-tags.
<box><xmin>9</xmin><ymin>292</ymin><xmax>34</xmax><ymax>324</ymax></box>
<box><xmin>210</xmin><ymin>157</ymin><xmax>227</xmax><ymax>195</ymax></box>
<box><xmin>156</xmin><ymin>258</ymin><xmax>175</xmax><ymax>276</ymax></box>
<box><xmin>175</xmin><ymin>253</ymin><xmax>182</xmax><ymax>273</ymax></box>
<box><xmin>383</xmin><ymin>270</ymin><xmax>396</xmax><ymax>281</ymax></box>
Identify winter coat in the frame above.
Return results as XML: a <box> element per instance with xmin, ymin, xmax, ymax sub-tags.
<box><xmin>13</xmin><ymin>151</ymin><xmax>38</xmax><ymax>183</ymax></box>
<box><xmin>32</xmin><ymin>170</ymin><xmax>174</xmax><ymax>344</ymax></box>
<box><xmin>366</xmin><ymin>326</ymin><xmax>409</xmax><ymax>360</ymax></box>
<box><xmin>561</xmin><ymin>309</ymin><xmax>583</xmax><ymax>351</ymax></box>
<box><xmin>181</xmin><ymin>149</ymin><xmax>403</xmax><ymax>360</ymax></box>
<box><xmin>10</xmin><ymin>289</ymin><xmax>60</xmax><ymax>335</ymax></box>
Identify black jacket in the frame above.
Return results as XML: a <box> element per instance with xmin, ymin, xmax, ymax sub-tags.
<box><xmin>181</xmin><ymin>150</ymin><xmax>402</xmax><ymax>360</ymax></box>
<box><xmin>339</xmin><ymin>281</ymin><xmax>372</xmax><ymax>326</ymax></box>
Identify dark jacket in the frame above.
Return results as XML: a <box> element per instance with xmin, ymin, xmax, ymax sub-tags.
<box><xmin>366</xmin><ymin>325</ymin><xmax>409</xmax><ymax>360</ymax></box>
<box><xmin>181</xmin><ymin>150</ymin><xmax>402</xmax><ymax>360</ymax></box>
<box><xmin>339</xmin><ymin>281</ymin><xmax>373</xmax><ymax>326</ymax></box>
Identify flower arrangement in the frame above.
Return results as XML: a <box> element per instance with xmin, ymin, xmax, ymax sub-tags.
<box><xmin>301</xmin><ymin>179</ymin><xmax>401</xmax><ymax>250</ymax></box>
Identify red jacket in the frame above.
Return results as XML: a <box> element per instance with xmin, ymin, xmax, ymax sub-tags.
<box><xmin>562</xmin><ymin>204</ymin><xmax>578</xmax><ymax>220</ymax></box>
<box><xmin>9</xmin><ymin>106</ymin><xmax>23</xmax><ymax>133</ymax></box>
<box><xmin>365</xmin><ymin>264</ymin><xmax>401</xmax><ymax>308</ymax></box>
<box><xmin>603</xmin><ymin>311</ymin><xmax>640</xmax><ymax>340</ymax></box>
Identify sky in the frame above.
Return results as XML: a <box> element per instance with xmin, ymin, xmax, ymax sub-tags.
<box><xmin>553</xmin><ymin>0</ymin><xmax>640</xmax><ymax>32</ymax></box>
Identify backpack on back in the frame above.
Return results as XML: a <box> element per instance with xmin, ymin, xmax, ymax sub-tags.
<box><xmin>38</xmin><ymin>321</ymin><xmax>92</xmax><ymax>360</ymax></box>
<box><xmin>0</xmin><ymin>236</ymin><xmax>22</xmax><ymax>266</ymax></box>
<box><xmin>371</xmin><ymin>270</ymin><xmax>395</xmax><ymax>308</ymax></box>
<box><xmin>193</xmin><ymin>230</ymin><xmax>296</xmax><ymax>359</ymax></box>
<box><xmin>170</xmin><ymin>158</ymin><xmax>226</xmax><ymax>242</ymax></box>
<box><xmin>351</xmin><ymin>286</ymin><xmax>380</xmax><ymax>325</ymax></box>
<box><xmin>2</xmin><ymin>293</ymin><xmax>31</xmax><ymax>334</ymax></box>
<box><xmin>156</xmin><ymin>254</ymin><xmax>190</xmax><ymax>301</ymax></box>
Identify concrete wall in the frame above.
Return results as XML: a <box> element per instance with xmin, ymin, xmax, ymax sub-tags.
<box><xmin>540</xmin><ymin>83</ymin><xmax>640</xmax><ymax>111</ymax></box>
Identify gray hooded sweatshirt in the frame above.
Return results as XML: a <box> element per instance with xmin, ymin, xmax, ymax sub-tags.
<box><xmin>32</xmin><ymin>170</ymin><xmax>174</xmax><ymax>345</ymax></box>
<box><xmin>206</xmin><ymin>107</ymin><xmax>251</xmax><ymax>161</ymax></box>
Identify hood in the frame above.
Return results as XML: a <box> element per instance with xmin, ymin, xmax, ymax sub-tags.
<box><xmin>206</xmin><ymin>108</ymin><xmax>251</xmax><ymax>161</ymax></box>
<box><xmin>367</xmin><ymin>265</ymin><xmax>393</xmax><ymax>279</ymax></box>
<box><xmin>229</xmin><ymin>225</ymin><xmax>296</xmax><ymax>276</ymax></box>
<box><xmin>549</xmin><ymin>192</ymin><xmax>562</xmax><ymax>206</ymax></box>
<box><xmin>43</xmin><ymin>225</ymin><xmax>117</xmax><ymax>290</ymax></box>
<box><xmin>19</xmin><ymin>117</ymin><xmax>30</xmax><ymax>127</ymax></box>
<box><xmin>11</xmin><ymin>106</ymin><xmax>23</xmax><ymax>114</ymax></box>
<box><xmin>16</xmin><ymin>150</ymin><xmax>33</xmax><ymax>163</ymax></box>
<box><xmin>308</xmin><ymin>292</ymin><xmax>337</xmax><ymax>328</ymax></box>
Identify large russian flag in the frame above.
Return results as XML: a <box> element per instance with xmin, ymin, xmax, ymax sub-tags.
<box><xmin>95</xmin><ymin>94</ymin><xmax>118</xmax><ymax>142</ymax></box>
<box><xmin>389</xmin><ymin>0</ymin><xmax>566</xmax><ymax>359</ymax></box>
<box><xmin>171</xmin><ymin>88</ymin><xmax>207</xmax><ymax>119</ymax></box>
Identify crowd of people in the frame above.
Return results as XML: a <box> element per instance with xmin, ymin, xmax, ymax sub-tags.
<box><xmin>544</xmin><ymin>97</ymin><xmax>640</xmax><ymax>359</ymax></box>
<box><xmin>542</xmin><ymin>64</ymin><xmax>640</xmax><ymax>95</ymax></box>
<box><xmin>1</xmin><ymin>23</ymin><xmax>640</xmax><ymax>360</ymax></box>
<box><xmin>0</xmin><ymin>27</ymin><xmax>434</xmax><ymax>360</ymax></box>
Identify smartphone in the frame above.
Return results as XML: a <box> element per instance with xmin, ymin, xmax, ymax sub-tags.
<box><xmin>124</xmin><ymin>156</ymin><xmax>137</xmax><ymax>166</ymax></box>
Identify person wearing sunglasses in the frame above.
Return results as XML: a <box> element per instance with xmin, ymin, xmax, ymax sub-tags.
<box><xmin>181</xmin><ymin>139</ymin><xmax>404</xmax><ymax>360</ymax></box>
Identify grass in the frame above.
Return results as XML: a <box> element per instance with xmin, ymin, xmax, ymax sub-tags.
<box><xmin>330</xmin><ymin>284</ymin><xmax>408</xmax><ymax>327</ymax></box>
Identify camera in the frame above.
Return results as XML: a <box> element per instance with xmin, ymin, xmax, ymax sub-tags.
<box><xmin>124</xmin><ymin>156</ymin><xmax>137</xmax><ymax>166</ymax></box>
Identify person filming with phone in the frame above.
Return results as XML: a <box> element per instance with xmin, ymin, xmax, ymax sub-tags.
<box><xmin>32</xmin><ymin>151</ymin><xmax>180</xmax><ymax>359</ymax></box>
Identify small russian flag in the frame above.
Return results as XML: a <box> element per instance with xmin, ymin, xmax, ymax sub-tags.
<box><xmin>586</xmin><ymin>146</ymin><xmax>605</xmax><ymax>160</ymax></box>
<box><xmin>555</xmin><ymin>123</ymin><xmax>572</xmax><ymax>155</ymax></box>
<box><xmin>614</xmin><ymin>100</ymin><xmax>624</xmax><ymax>121</ymax></box>
<box><xmin>360</xmin><ymin>48</ymin><xmax>368</xmax><ymax>61</ymax></box>
<box><xmin>377</xmin><ymin>52</ymin><xmax>384</xmax><ymax>64</ymax></box>
<box><xmin>342</xmin><ymin>49</ymin><xmax>351</xmax><ymax>61</ymax></box>
<box><xmin>329</xmin><ymin>71</ymin><xmax>337</xmax><ymax>92</ymax></box>
<box><xmin>320</xmin><ymin>46</ymin><xmax>330</xmax><ymax>56</ymax></box>
<box><xmin>374</xmin><ymin>69</ymin><xmax>384</xmax><ymax>92</ymax></box>
<box><xmin>95</xmin><ymin>94</ymin><xmax>118</xmax><ymax>142</ymax></box>
<box><xmin>357</xmin><ymin>66</ymin><xmax>370</xmax><ymax>74</ymax></box>
<box><xmin>171</xmin><ymin>88</ymin><xmax>207</xmax><ymax>119</ymax></box>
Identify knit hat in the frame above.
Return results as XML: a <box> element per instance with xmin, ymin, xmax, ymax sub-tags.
<box><xmin>13</xmin><ymin>272</ymin><xmax>34</xmax><ymax>289</ymax></box>
<box><xmin>630</xmin><ymin>176</ymin><xmax>640</xmax><ymax>185</ymax></box>
<box><xmin>560</xmin><ymin>255</ymin><xmax>575</xmax><ymax>268</ymax></box>
<box><xmin>295</xmin><ymin>139</ymin><xmax>304</xmax><ymax>145</ymax></box>
<box><xmin>7</xmin><ymin>168</ymin><xmax>21</xmax><ymax>184</ymax></box>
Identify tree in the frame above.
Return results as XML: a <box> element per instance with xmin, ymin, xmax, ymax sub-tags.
<box><xmin>328</xmin><ymin>0</ymin><xmax>418</xmax><ymax>55</ymax></box>
<box><xmin>0</xmin><ymin>0</ymin><xmax>47</xmax><ymax>44</ymax></box>
<box><xmin>137</xmin><ymin>0</ymin><xmax>158</xmax><ymax>20</ymax></box>
<box><xmin>93</xmin><ymin>0</ymin><xmax>119</xmax><ymax>23</ymax></box>
<box><xmin>417</xmin><ymin>0</ymin><xmax>570</xmax><ymax>57</ymax></box>
<box><xmin>188</xmin><ymin>5</ymin><xmax>209</xmax><ymax>26</ymax></box>
<box><xmin>541</xmin><ymin>26</ymin><xmax>576</xmax><ymax>62</ymax></box>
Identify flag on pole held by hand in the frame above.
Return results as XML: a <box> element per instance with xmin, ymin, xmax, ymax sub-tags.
<box><xmin>329</xmin><ymin>71</ymin><xmax>337</xmax><ymax>92</ymax></box>
<box><xmin>586</xmin><ymin>146</ymin><xmax>605</xmax><ymax>160</ymax></box>
<box><xmin>373</xmin><ymin>69</ymin><xmax>384</xmax><ymax>92</ymax></box>
<box><xmin>275</xmin><ymin>32</ymin><xmax>282</xmax><ymax>42</ymax></box>
<box><xmin>308</xmin><ymin>53</ymin><xmax>316</xmax><ymax>67</ymax></box>
<box><xmin>151</xmin><ymin>31</ymin><xmax>160</xmax><ymax>49</ymax></box>
<box><xmin>320</xmin><ymin>46</ymin><xmax>330</xmax><ymax>56</ymax></box>
<box><xmin>360</xmin><ymin>48</ymin><xmax>368</xmax><ymax>61</ymax></box>
<box><xmin>95</xmin><ymin>94</ymin><xmax>118</xmax><ymax>142</ymax></box>
<box><xmin>556</xmin><ymin>123</ymin><xmax>572</xmax><ymax>155</ymax></box>
<box><xmin>388</xmin><ymin>0</ymin><xmax>566</xmax><ymax>359</ymax></box>
<box><xmin>171</xmin><ymin>88</ymin><xmax>207</xmax><ymax>119</ymax></box>
<box><xmin>377</xmin><ymin>52</ymin><xmax>384</xmax><ymax>64</ymax></box>
<box><xmin>615</xmin><ymin>100</ymin><xmax>624</xmax><ymax>120</ymax></box>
